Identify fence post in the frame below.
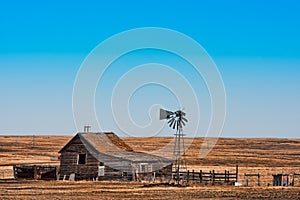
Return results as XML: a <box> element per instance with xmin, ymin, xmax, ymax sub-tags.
<box><xmin>192</xmin><ymin>169</ymin><xmax>194</xmax><ymax>181</ymax></box>
<box><xmin>227</xmin><ymin>171</ymin><xmax>230</xmax><ymax>182</ymax></box>
<box><xmin>200</xmin><ymin>170</ymin><xmax>202</xmax><ymax>183</ymax></box>
<box><xmin>244</xmin><ymin>175</ymin><xmax>248</xmax><ymax>186</ymax></box>
<box><xmin>236</xmin><ymin>165</ymin><xmax>239</xmax><ymax>183</ymax></box>
<box><xmin>212</xmin><ymin>170</ymin><xmax>215</xmax><ymax>184</ymax></box>
<box><xmin>187</xmin><ymin>170</ymin><xmax>189</xmax><ymax>183</ymax></box>
<box><xmin>258</xmin><ymin>174</ymin><xmax>261</xmax><ymax>186</ymax></box>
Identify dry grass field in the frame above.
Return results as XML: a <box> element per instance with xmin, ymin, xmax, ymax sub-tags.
<box><xmin>0</xmin><ymin>135</ymin><xmax>300</xmax><ymax>199</ymax></box>
<box><xmin>1</xmin><ymin>180</ymin><xmax>300</xmax><ymax>200</ymax></box>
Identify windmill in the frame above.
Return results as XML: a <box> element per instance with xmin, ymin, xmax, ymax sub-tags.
<box><xmin>160</xmin><ymin>108</ymin><xmax>188</xmax><ymax>183</ymax></box>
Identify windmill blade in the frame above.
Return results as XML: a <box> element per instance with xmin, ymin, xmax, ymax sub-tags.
<box><xmin>179</xmin><ymin>120</ymin><xmax>183</xmax><ymax>128</ymax></box>
<box><xmin>167</xmin><ymin>117</ymin><xmax>175</xmax><ymax>125</ymax></box>
<box><xmin>181</xmin><ymin>119</ymin><xmax>186</xmax><ymax>126</ymax></box>
<box><xmin>173</xmin><ymin>120</ymin><xmax>177</xmax><ymax>129</ymax></box>
<box><xmin>160</xmin><ymin>109</ymin><xmax>174</xmax><ymax>120</ymax></box>
<box><xmin>181</xmin><ymin>117</ymin><xmax>188</xmax><ymax>123</ymax></box>
<box><xmin>168</xmin><ymin>118</ymin><xmax>175</xmax><ymax>128</ymax></box>
<box><xmin>171</xmin><ymin>119</ymin><xmax>177</xmax><ymax>129</ymax></box>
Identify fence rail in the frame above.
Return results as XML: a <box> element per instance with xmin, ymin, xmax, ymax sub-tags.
<box><xmin>173</xmin><ymin>168</ymin><xmax>238</xmax><ymax>184</ymax></box>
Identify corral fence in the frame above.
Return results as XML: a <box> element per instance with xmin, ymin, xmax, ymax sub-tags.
<box><xmin>136</xmin><ymin>166</ymin><xmax>239</xmax><ymax>184</ymax></box>
<box><xmin>173</xmin><ymin>169</ymin><xmax>238</xmax><ymax>184</ymax></box>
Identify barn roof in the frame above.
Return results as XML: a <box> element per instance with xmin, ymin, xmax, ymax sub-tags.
<box><xmin>80</xmin><ymin>132</ymin><xmax>134</xmax><ymax>152</ymax></box>
<box><xmin>59</xmin><ymin>132</ymin><xmax>172</xmax><ymax>163</ymax></box>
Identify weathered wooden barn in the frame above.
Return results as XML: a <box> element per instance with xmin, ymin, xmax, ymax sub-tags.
<box><xmin>58</xmin><ymin>132</ymin><xmax>172</xmax><ymax>181</ymax></box>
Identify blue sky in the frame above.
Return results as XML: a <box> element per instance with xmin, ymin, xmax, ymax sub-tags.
<box><xmin>0</xmin><ymin>0</ymin><xmax>299</xmax><ymax>137</ymax></box>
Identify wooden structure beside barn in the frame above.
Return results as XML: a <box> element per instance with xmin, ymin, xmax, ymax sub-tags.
<box><xmin>58</xmin><ymin>132</ymin><xmax>172</xmax><ymax>181</ymax></box>
<box><xmin>272</xmin><ymin>174</ymin><xmax>290</xmax><ymax>186</ymax></box>
<box><xmin>244</xmin><ymin>173</ymin><xmax>261</xmax><ymax>186</ymax></box>
<box><xmin>13</xmin><ymin>165</ymin><xmax>57</xmax><ymax>180</ymax></box>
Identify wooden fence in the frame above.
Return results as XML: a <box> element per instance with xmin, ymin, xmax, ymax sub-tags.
<box><xmin>173</xmin><ymin>169</ymin><xmax>238</xmax><ymax>184</ymax></box>
<box><xmin>136</xmin><ymin>166</ymin><xmax>239</xmax><ymax>184</ymax></box>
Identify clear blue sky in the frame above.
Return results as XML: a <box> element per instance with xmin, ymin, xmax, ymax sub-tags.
<box><xmin>0</xmin><ymin>0</ymin><xmax>299</xmax><ymax>137</ymax></box>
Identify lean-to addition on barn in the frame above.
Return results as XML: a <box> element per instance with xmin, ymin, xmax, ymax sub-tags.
<box><xmin>58</xmin><ymin>132</ymin><xmax>172</xmax><ymax>181</ymax></box>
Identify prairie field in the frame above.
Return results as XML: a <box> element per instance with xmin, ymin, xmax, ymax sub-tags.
<box><xmin>0</xmin><ymin>135</ymin><xmax>300</xmax><ymax>199</ymax></box>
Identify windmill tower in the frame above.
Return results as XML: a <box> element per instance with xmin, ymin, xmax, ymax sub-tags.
<box><xmin>160</xmin><ymin>109</ymin><xmax>188</xmax><ymax>183</ymax></box>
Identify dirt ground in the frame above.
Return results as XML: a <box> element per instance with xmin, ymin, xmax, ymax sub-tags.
<box><xmin>0</xmin><ymin>180</ymin><xmax>299</xmax><ymax>200</ymax></box>
<box><xmin>0</xmin><ymin>136</ymin><xmax>300</xmax><ymax>199</ymax></box>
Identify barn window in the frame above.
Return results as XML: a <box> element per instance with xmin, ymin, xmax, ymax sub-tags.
<box><xmin>78</xmin><ymin>154</ymin><xmax>86</xmax><ymax>164</ymax></box>
<box><xmin>98</xmin><ymin>166</ymin><xmax>105</xmax><ymax>176</ymax></box>
<box><xmin>141</xmin><ymin>164</ymin><xmax>147</xmax><ymax>173</ymax></box>
<box><xmin>140</xmin><ymin>163</ymin><xmax>152</xmax><ymax>173</ymax></box>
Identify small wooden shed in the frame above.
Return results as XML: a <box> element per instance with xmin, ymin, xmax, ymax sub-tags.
<box><xmin>272</xmin><ymin>174</ymin><xmax>290</xmax><ymax>186</ymax></box>
<box><xmin>13</xmin><ymin>165</ymin><xmax>57</xmax><ymax>180</ymax></box>
<box><xmin>58</xmin><ymin>132</ymin><xmax>172</xmax><ymax>181</ymax></box>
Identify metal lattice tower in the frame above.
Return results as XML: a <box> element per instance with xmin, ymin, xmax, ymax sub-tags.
<box><xmin>173</xmin><ymin>126</ymin><xmax>187</xmax><ymax>174</ymax></box>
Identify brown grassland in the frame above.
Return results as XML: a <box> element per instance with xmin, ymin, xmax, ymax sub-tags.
<box><xmin>0</xmin><ymin>136</ymin><xmax>300</xmax><ymax>199</ymax></box>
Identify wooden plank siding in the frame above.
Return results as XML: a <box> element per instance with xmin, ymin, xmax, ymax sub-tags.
<box><xmin>59</xmin><ymin>135</ymin><xmax>99</xmax><ymax>180</ymax></box>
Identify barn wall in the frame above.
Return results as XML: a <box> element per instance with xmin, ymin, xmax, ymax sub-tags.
<box><xmin>97</xmin><ymin>155</ymin><xmax>133</xmax><ymax>181</ymax></box>
<box><xmin>104</xmin><ymin>159</ymin><xmax>132</xmax><ymax>173</ymax></box>
<box><xmin>131</xmin><ymin>162</ymin><xmax>172</xmax><ymax>174</ymax></box>
<box><xmin>59</xmin><ymin>135</ymin><xmax>99</xmax><ymax>180</ymax></box>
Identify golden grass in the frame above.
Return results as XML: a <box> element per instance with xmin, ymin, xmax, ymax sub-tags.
<box><xmin>0</xmin><ymin>180</ymin><xmax>299</xmax><ymax>200</ymax></box>
<box><xmin>0</xmin><ymin>136</ymin><xmax>300</xmax><ymax>199</ymax></box>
